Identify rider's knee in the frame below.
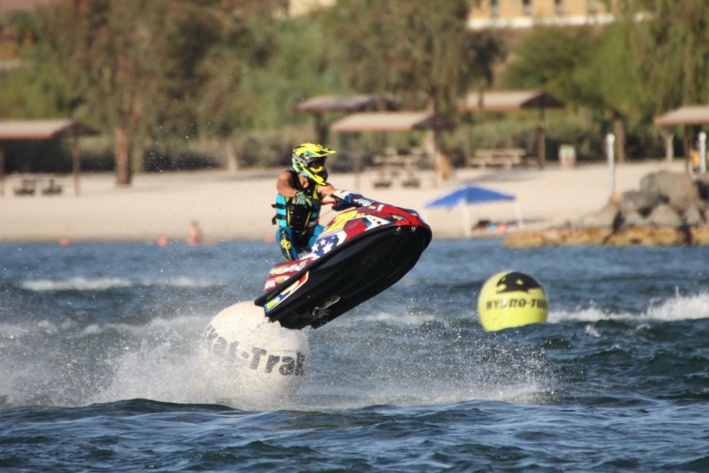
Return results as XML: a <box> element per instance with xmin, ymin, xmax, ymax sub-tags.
<box><xmin>276</xmin><ymin>227</ymin><xmax>298</xmax><ymax>261</ymax></box>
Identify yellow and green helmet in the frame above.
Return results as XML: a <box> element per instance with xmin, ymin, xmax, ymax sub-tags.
<box><xmin>291</xmin><ymin>143</ymin><xmax>336</xmax><ymax>186</ymax></box>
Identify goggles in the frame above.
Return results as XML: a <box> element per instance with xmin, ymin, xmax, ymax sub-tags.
<box><xmin>307</xmin><ymin>159</ymin><xmax>325</xmax><ymax>173</ymax></box>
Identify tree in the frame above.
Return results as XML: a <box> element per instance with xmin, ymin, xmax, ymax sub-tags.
<box><xmin>319</xmin><ymin>0</ymin><xmax>504</xmax><ymax>176</ymax></box>
<box><xmin>626</xmin><ymin>0</ymin><xmax>709</xmax><ymax>111</ymax></box>
<box><xmin>322</xmin><ymin>0</ymin><xmax>500</xmax><ymax>114</ymax></box>
<box><xmin>500</xmin><ymin>25</ymin><xmax>597</xmax><ymax>100</ymax></box>
<box><xmin>501</xmin><ymin>24</ymin><xmax>646</xmax><ymax>162</ymax></box>
<box><xmin>37</xmin><ymin>0</ymin><xmax>221</xmax><ymax>185</ymax></box>
<box><xmin>623</xmin><ymin>0</ymin><xmax>709</xmax><ymax>157</ymax></box>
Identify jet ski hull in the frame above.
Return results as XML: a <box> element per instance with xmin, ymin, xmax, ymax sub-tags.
<box><xmin>255</xmin><ymin>192</ymin><xmax>432</xmax><ymax>329</ymax></box>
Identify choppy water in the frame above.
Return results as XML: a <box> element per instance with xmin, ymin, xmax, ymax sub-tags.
<box><xmin>1</xmin><ymin>239</ymin><xmax>708</xmax><ymax>472</ymax></box>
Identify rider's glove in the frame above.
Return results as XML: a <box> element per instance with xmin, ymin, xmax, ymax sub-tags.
<box><xmin>332</xmin><ymin>198</ymin><xmax>354</xmax><ymax>211</ymax></box>
<box><xmin>293</xmin><ymin>191</ymin><xmax>313</xmax><ymax>206</ymax></box>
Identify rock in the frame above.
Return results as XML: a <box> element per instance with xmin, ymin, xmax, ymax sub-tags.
<box><xmin>692</xmin><ymin>226</ymin><xmax>709</xmax><ymax>245</ymax></box>
<box><xmin>606</xmin><ymin>227</ymin><xmax>688</xmax><ymax>246</ymax></box>
<box><xmin>538</xmin><ymin>229</ymin><xmax>565</xmax><ymax>245</ymax></box>
<box><xmin>696</xmin><ymin>174</ymin><xmax>709</xmax><ymax>200</ymax></box>
<box><xmin>646</xmin><ymin>204</ymin><xmax>683</xmax><ymax>227</ymax></box>
<box><xmin>684</xmin><ymin>206</ymin><xmax>705</xmax><ymax>226</ymax></box>
<box><xmin>501</xmin><ymin>226</ymin><xmax>705</xmax><ymax>248</ymax></box>
<box><xmin>578</xmin><ymin>202</ymin><xmax>620</xmax><ymax>228</ymax></box>
<box><xmin>503</xmin><ymin>228</ymin><xmax>610</xmax><ymax>247</ymax></box>
<box><xmin>619</xmin><ymin>190</ymin><xmax>667</xmax><ymax>216</ymax></box>
<box><xmin>640</xmin><ymin>171</ymin><xmax>700</xmax><ymax>211</ymax></box>
<box><xmin>562</xmin><ymin>228</ymin><xmax>609</xmax><ymax>245</ymax></box>
<box><xmin>502</xmin><ymin>170</ymin><xmax>709</xmax><ymax>248</ymax></box>
<box><xmin>502</xmin><ymin>231</ymin><xmax>547</xmax><ymax>248</ymax></box>
<box><xmin>651</xmin><ymin>227</ymin><xmax>690</xmax><ymax>245</ymax></box>
<box><xmin>620</xmin><ymin>210</ymin><xmax>646</xmax><ymax>228</ymax></box>
<box><xmin>606</xmin><ymin>228</ymin><xmax>653</xmax><ymax>246</ymax></box>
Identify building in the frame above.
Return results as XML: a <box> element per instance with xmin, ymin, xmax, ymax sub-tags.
<box><xmin>467</xmin><ymin>0</ymin><xmax>616</xmax><ymax>29</ymax></box>
<box><xmin>0</xmin><ymin>0</ymin><xmax>55</xmax><ymax>14</ymax></box>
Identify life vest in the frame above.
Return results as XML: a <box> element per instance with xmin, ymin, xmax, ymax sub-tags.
<box><xmin>273</xmin><ymin>170</ymin><xmax>321</xmax><ymax>234</ymax></box>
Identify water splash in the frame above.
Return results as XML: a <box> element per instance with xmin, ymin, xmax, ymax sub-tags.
<box><xmin>21</xmin><ymin>275</ymin><xmax>221</xmax><ymax>292</ymax></box>
<box><xmin>549</xmin><ymin>291</ymin><xmax>709</xmax><ymax>323</ymax></box>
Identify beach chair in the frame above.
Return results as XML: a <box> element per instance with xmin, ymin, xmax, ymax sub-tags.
<box><xmin>14</xmin><ymin>177</ymin><xmax>36</xmax><ymax>196</ymax></box>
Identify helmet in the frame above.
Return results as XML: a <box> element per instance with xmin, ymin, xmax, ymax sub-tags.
<box><xmin>291</xmin><ymin>143</ymin><xmax>336</xmax><ymax>186</ymax></box>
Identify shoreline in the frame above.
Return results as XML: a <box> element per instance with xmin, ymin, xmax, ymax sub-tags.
<box><xmin>0</xmin><ymin>160</ymin><xmax>688</xmax><ymax>244</ymax></box>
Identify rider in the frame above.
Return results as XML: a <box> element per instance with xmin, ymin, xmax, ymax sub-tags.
<box><xmin>273</xmin><ymin>143</ymin><xmax>337</xmax><ymax>261</ymax></box>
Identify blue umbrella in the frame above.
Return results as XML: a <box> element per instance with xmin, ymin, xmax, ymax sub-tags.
<box><xmin>426</xmin><ymin>184</ymin><xmax>520</xmax><ymax>236</ymax></box>
<box><xmin>426</xmin><ymin>184</ymin><xmax>515</xmax><ymax>207</ymax></box>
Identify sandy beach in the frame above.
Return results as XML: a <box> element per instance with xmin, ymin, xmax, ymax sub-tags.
<box><xmin>0</xmin><ymin>159</ymin><xmax>687</xmax><ymax>243</ymax></box>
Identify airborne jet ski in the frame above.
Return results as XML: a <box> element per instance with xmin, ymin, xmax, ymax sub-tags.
<box><xmin>254</xmin><ymin>190</ymin><xmax>432</xmax><ymax>330</ymax></box>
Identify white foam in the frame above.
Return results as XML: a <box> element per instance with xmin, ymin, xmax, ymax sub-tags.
<box><xmin>339</xmin><ymin>311</ymin><xmax>441</xmax><ymax>328</ymax></box>
<box><xmin>549</xmin><ymin>291</ymin><xmax>709</xmax><ymax>323</ymax></box>
<box><xmin>644</xmin><ymin>291</ymin><xmax>709</xmax><ymax>321</ymax></box>
<box><xmin>22</xmin><ymin>277</ymin><xmax>132</xmax><ymax>291</ymax></box>
<box><xmin>21</xmin><ymin>275</ymin><xmax>220</xmax><ymax>291</ymax></box>
<box><xmin>89</xmin><ymin>314</ymin><xmax>214</xmax><ymax>405</ymax></box>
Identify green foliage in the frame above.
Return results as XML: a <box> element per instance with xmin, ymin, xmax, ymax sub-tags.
<box><xmin>2</xmin><ymin>0</ymin><xmax>706</xmax><ymax>172</ymax></box>
<box><xmin>499</xmin><ymin>13</ymin><xmax>702</xmax><ymax>160</ymax></box>
<box><xmin>501</xmin><ymin>25</ymin><xmax>599</xmax><ymax>104</ymax></box>
<box><xmin>322</xmin><ymin>0</ymin><xmax>503</xmax><ymax>114</ymax></box>
<box><xmin>235</xmin><ymin>16</ymin><xmax>345</xmax><ymax>130</ymax></box>
<box><xmin>624</xmin><ymin>0</ymin><xmax>709</xmax><ymax>113</ymax></box>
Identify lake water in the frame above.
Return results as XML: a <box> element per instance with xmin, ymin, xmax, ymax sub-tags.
<box><xmin>1</xmin><ymin>239</ymin><xmax>708</xmax><ymax>472</ymax></box>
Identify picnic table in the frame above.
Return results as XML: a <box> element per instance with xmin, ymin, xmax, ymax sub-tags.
<box><xmin>371</xmin><ymin>147</ymin><xmax>426</xmax><ymax>188</ymax></box>
<box><xmin>13</xmin><ymin>175</ymin><xmax>63</xmax><ymax>196</ymax></box>
<box><xmin>466</xmin><ymin>148</ymin><xmax>534</xmax><ymax>169</ymax></box>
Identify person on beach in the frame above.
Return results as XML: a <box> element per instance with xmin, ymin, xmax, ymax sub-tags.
<box><xmin>273</xmin><ymin>143</ymin><xmax>337</xmax><ymax>261</ymax></box>
<box><xmin>186</xmin><ymin>220</ymin><xmax>202</xmax><ymax>245</ymax></box>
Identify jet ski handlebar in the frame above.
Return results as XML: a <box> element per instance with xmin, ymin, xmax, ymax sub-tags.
<box><xmin>325</xmin><ymin>190</ymin><xmax>374</xmax><ymax>211</ymax></box>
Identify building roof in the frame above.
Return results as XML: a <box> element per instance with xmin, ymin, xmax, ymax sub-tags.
<box><xmin>462</xmin><ymin>90</ymin><xmax>565</xmax><ymax>111</ymax></box>
<box><xmin>329</xmin><ymin>112</ymin><xmax>453</xmax><ymax>132</ymax></box>
<box><xmin>0</xmin><ymin>0</ymin><xmax>56</xmax><ymax>13</ymax></box>
<box><xmin>292</xmin><ymin>94</ymin><xmax>396</xmax><ymax>113</ymax></box>
<box><xmin>0</xmin><ymin>119</ymin><xmax>100</xmax><ymax>140</ymax></box>
<box><xmin>654</xmin><ymin>105</ymin><xmax>709</xmax><ymax>127</ymax></box>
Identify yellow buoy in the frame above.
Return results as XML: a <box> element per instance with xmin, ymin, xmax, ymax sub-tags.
<box><xmin>477</xmin><ymin>270</ymin><xmax>549</xmax><ymax>332</ymax></box>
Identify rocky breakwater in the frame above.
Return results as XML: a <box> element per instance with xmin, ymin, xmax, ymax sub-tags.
<box><xmin>504</xmin><ymin>171</ymin><xmax>709</xmax><ymax>248</ymax></box>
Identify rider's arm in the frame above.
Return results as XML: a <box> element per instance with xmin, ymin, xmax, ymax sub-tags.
<box><xmin>318</xmin><ymin>183</ymin><xmax>336</xmax><ymax>197</ymax></box>
<box><xmin>276</xmin><ymin>171</ymin><xmax>299</xmax><ymax>198</ymax></box>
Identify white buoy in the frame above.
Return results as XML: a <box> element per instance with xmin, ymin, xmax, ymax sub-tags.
<box><xmin>201</xmin><ymin>301</ymin><xmax>310</xmax><ymax>406</ymax></box>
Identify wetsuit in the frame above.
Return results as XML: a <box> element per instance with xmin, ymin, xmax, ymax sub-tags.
<box><xmin>273</xmin><ymin>170</ymin><xmax>322</xmax><ymax>261</ymax></box>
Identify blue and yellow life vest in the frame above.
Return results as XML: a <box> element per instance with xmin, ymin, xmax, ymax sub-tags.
<box><xmin>273</xmin><ymin>171</ymin><xmax>321</xmax><ymax>234</ymax></box>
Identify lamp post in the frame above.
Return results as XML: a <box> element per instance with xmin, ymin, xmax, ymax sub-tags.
<box><xmin>606</xmin><ymin>133</ymin><xmax>616</xmax><ymax>196</ymax></box>
<box><xmin>699</xmin><ymin>132</ymin><xmax>707</xmax><ymax>174</ymax></box>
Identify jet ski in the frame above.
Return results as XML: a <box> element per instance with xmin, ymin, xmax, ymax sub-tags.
<box><xmin>254</xmin><ymin>190</ymin><xmax>432</xmax><ymax>330</ymax></box>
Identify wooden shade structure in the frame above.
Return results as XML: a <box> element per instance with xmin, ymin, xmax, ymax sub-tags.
<box><xmin>329</xmin><ymin>111</ymin><xmax>454</xmax><ymax>188</ymax></box>
<box><xmin>293</xmin><ymin>94</ymin><xmax>395</xmax><ymax>114</ymax></box>
<box><xmin>654</xmin><ymin>105</ymin><xmax>709</xmax><ymax>166</ymax></box>
<box><xmin>653</xmin><ymin>105</ymin><xmax>709</xmax><ymax>127</ymax></box>
<box><xmin>461</xmin><ymin>90</ymin><xmax>565</xmax><ymax>168</ymax></box>
<box><xmin>293</xmin><ymin>94</ymin><xmax>397</xmax><ymax>145</ymax></box>
<box><xmin>329</xmin><ymin>111</ymin><xmax>453</xmax><ymax>133</ymax></box>
<box><xmin>0</xmin><ymin>119</ymin><xmax>100</xmax><ymax>196</ymax></box>
<box><xmin>462</xmin><ymin>90</ymin><xmax>565</xmax><ymax>111</ymax></box>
